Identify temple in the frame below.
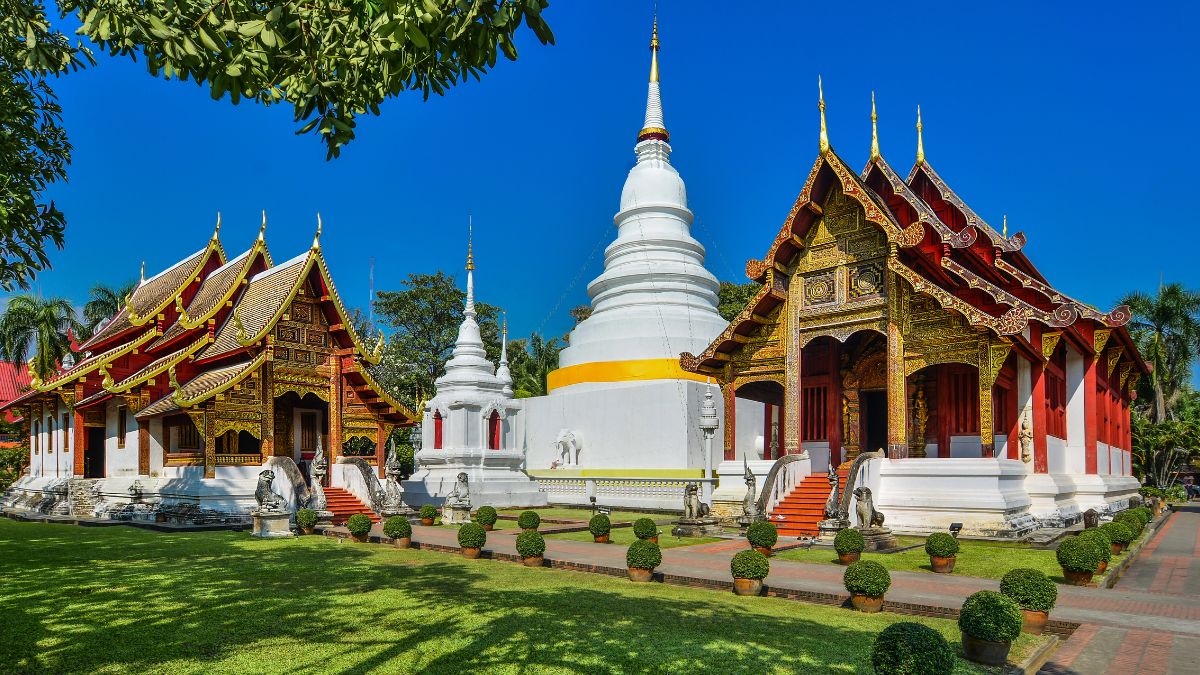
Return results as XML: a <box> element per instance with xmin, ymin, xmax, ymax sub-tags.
<box><xmin>4</xmin><ymin>217</ymin><xmax>415</xmax><ymax>520</ymax></box>
<box><xmin>681</xmin><ymin>89</ymin><xmax>1149</xmax><ymax>537</ymax></box>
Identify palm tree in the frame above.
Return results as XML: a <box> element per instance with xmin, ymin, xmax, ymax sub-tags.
<box><xmin>1121</xmin><ymin>283</ymin><xmax>1200</xmax><ymax>421</ymax></box>
<box><xmin>0</xmin><ymin>295</ymin><xmax>83</xmax><ymax>381</ymax></box>
<box><xmin>510</xmin><ymin>332</ymin><xmax>563</xmax><ymax>397</ymax></box>
<box><xmin>82</xmin><ymin>280</ymin><xmax>137</xmax><ymax>337</ymax></box>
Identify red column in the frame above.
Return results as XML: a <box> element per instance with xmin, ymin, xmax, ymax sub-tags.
<box><xmin>1031</xmin><ymin>366</ymin><xmax>1048</xmax><ymax>474</ymax></box>
<box><xmin>375</xmin><ymin>423</ymin><xmax>386</xmax><ymax>478</ymax></box>
<box><xmin>73</xmin><ymin>409</ymin><xmax>85</xmax><ymax>477</ymax></box>
<box><xmin>937</xmin><ymin>368</ymin><xmax>951</xmax><ymax>458</ymax></box>
<box><xmin>1083</xmin><ymin>355</ymin><xmax>1098</xmax><ymax>475</ymax></box>
<box><xmin>723</xmin><ymin>385</ymin><xmax>736</xmax><ymax>461</ymax></box>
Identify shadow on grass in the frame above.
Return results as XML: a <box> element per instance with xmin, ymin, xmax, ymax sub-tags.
<box><xmin>0</xmin><ymin>519</ymin><xmax>994</xmax><ymax>674</ymax></box>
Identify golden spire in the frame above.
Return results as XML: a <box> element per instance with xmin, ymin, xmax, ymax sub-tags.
<box><xmin>870</xmin><ymin>91</ymin><xmax>880</xmax><ymax>162</ymax></box>
<box><xmin>1002</xmin><ymin>214</ymin><xmax>1008</xmax><ymax>238</ymax></box>
<box><xmin>259</xmin><ymin>210</ymin><xmax>267</xmax><ymax>242</ymax></box>
<box><xmin>649</xmin><ymin>16</ymin><xmax>659</xmax><ymax>83</ymax></box>
<box><xmin>311</xmin><ymin>213</ymin><xmax>322</xmax><ymax>250</ymax></box>
<box><xmin>916</xmin><ymin>105</ymin><xmax>925</xmax><ymax>166</ymax></box>
<box><xmin>818</xmin><ymin>76</ymin><xmax>830</xmax><ymax>156</ymax></box>
<box><xmin>211</xmin><ymin>212</ymin><xmax>221</xmax><ymax>242</ymax></box>
<box><xmin>466</xmin><ymin>216</ymin><xmax>475</xmax><ymax>271</ymax></box>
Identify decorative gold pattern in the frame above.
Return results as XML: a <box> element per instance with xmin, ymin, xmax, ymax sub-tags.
<box><xmin>1041</xmin><ymin>331</ymin><xmax>1063</xmax><ymax>362</ymax></box>
<box><xmin>1093</xmin><ymin>329</ymin><xmax>1112</xmax><ymax>358</ymax></box>
<box><xmin>1106</xmin><ymin>346</ymin><xmax>1124</xmax><ymax>378</ymax></box>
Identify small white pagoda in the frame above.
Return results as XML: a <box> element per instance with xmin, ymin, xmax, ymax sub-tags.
<box><xmin>403</xmin><ymin>234</ymin><xmax>548</xmax><ymax>508</ymax></box>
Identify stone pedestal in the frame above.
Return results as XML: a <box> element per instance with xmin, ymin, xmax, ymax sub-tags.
<box><xmin>859</xmin><ymin>526</ymin><xmax>899</xmax><ymax>552</ymax></box>
<box><xmin>381</xmin><ymin>504</ymin><xmax>416</xmax><ymax>520</ymax></box>
<box><xmin>252</xmin><ymin>511</ymin><xmax>295</xmax><ymax>538</ymax></box>
<box><xmin>315</xmin><ymin>509</ymin><xmax>335</xmax><ymax>525</ymax></box>
<box><xmin>670</xmin><ymin>517</ymin><xmax>719</xmax><ymax>538</ymax></box>
<box><xmin>443</xmin><ymin>503</ymin><xmax>472</xmax><ymax>525</ymax></box>
<box><xmin>816</xmin><ymin>517</ymin><xmax>851</xmax><ymax>544</ymax></box>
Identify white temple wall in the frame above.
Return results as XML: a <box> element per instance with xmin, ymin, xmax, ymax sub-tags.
<box><xmin>875</xmin><ymin>458</ymin><xmax>1036</xmax><ymax>537</ymax></box>
<box><xmin>805</xmin><ymin>441</ymin><xmax>832</xmax><ymax>473</ymax></box>
<box><xmin>1047</xmin><ymin>435</ymin><xmax>1067</xmax><ymax>473</ymax></box>
<box><xmin>149</xmin><ymin>418</ymin><xmax>165</xmax><ymax>477</ymax></box>
<box><xmin>104</xmin><ymin>399</ymin><xmax>139</xmax><ymax>477</ymax></box>
<box><xmin>734</xmin><ymin>397</ymin><xmax>765</xmax><ymax>462</ymax></box>
<box><xmin>28</xmin><ymin>421</ymin><xmax>42</xmax><ymax>477</ymax></box>
<box><xmin>1097</xmin><ymin>442</ymin><xmax>1110</xmax><ymax>475</ymax></box>
<box><xmin>1064</xmin><ymin>347</ymin><xmax>1087</xmax><ymax>475</ymax></box>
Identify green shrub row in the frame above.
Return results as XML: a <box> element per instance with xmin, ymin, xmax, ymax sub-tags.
<box><xmin>458</xmin><ymin>522</ymin><xmax>487</xmax><ymax>549</ymax></box>
<box><xmin>1076</xmin><ymin>528</ymin><xmax>1111</xmax><ymax>563</ymax></box>
<box><xmin>1056</xmin><ymin>535</ymin><xmax>1103</xmax><ymax>573</ymax></box>
<box><xmin>517</xmin><ymin>510</ymin><xmax>541</xmax><ymax>530</ymax></box>
<box><xmin>1100</xmin><ymin>521</ymin><xmax>1134</xmax><ymax>546</ymax></box>
<box><xmin>516</xmin><ymin>530</ymin><xmax>546</xmax><ymax>558</ymax></box>
<box><xmin>295</xmin><ymin>508</ymin><xmax>317</xmax><ymax>529</ymax></box>
<box><xmin>632</xmin><ymin>517</ymin><xmax>658</xmax><ymax>539</ymax></box>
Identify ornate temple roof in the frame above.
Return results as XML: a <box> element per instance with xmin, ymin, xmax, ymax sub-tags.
<box><xmin>138</xmin><ymin>354</ymin><xmax>264</xmax><ymax>418</ymax></box>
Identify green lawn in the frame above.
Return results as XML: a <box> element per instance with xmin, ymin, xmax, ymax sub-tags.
<box><xmin>497</xmin><ymin>507</ymin><xmax>671</xmax><ymax>523</ymax></box>
<box><xmin>0</xmin><ymin>519</ymin><xmax>1044</xmax><ymax>673</ymax></box>
<box><xmin>776</xmin><ymin>535</ymin><xmax>1130</xmax><ymax>583</ymax></box>
<box><xmin>545</xmin><ymin>527</ymin><xmax>722</xmax><ymax>549</ymax></box>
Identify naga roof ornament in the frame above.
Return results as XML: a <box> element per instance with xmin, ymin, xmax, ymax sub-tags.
<box><xmin>870</xmin><ymin>91</ymin><xmax>880</xmax><ymax>162</ymax></box>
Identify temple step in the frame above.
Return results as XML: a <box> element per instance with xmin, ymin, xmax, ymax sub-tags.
<box><xmin>767</xmin><ymin>468</ymin><xmax>849</xmax><ymax>537</ymax></box>
<box><xmin>322</xmin><ymin>487</ymin><xmax>380</xmax><ymax>524</ymax></box>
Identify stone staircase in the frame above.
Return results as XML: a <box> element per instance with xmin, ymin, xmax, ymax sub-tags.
<box><xmin>68</xmin><ymin>479</ymin><xmax>99</xmax><ymax>517</ymax></box>
<box><xmin>768</xmin><ymin>467</ymin><xmax>848</xmax><ymax>537</ymax></box>
<box><xmin>323</xmin><ymin>487</ymin><xmax>380</xmax><ymax>525</ymax></box>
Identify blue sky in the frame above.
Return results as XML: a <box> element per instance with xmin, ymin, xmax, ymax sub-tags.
<box><xmin>24</xmin><ymin>2</ymin><xmax>1200</xmax><ymax>375</ymax></box>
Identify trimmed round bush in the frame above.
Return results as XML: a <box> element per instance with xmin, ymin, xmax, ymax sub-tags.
<box><xmin>295</xmin><ymin>508</ymin><xmax>317</xmax><ymax>529</ymax></box>
<box><xmin>843</xmin><ymin>560</ymin><xmax>891</xmax><ymax>597</ymax></box>
<box><xmin>871</xmin><ymin>622</ymin><xmax>956</xmax><ymax>675</ymax></box>
<box><xmin>473</xmin><ymin>506</ymin><xmax>498</xmax><ymax>527</ymax></box>
<box><xmin>517</xmin><ymin>510</ymin><xmax>541</xmax><ymax>530</ymax></box>
<box><xmin>626</xmin><ymin>539</ymin><xmax>662</xmax><ymax>570</ymax></box>
<box><xmin>1132</xmin><ymin>506</ymin><xmax>1152</xmax><ymax>524</ymax></box>
<box><xmin>419</xmin><ymin>504</ymin><xmax>438</xmax><ymax>520</ymax></box>
<box><xmin>999</xmin><ymin>568</ymin><xmax>1058</xmax><ymax>612</ymax></box>
<box><xmin>1115</xmin><ymin>512</ymin><xmax>1144</xmax><ymax>538</ymax></box>
<box><xmin>516</xmin><ymin>530</ymin><xmax>546</xmax><ymax>558</ymax></box>
<box><xmin>346</xmin><ymin>514</ymin><xmax>373</xmax><ymax>537</ymax></box>
<box><xmin>588</xmin><ymin>514</ymin><xmax>612</xmax><ymax>537</ymax></box>
<box><xmin>746</xmin><ymin>520</ymin><xmax>779</xmax><ymax>549</ymax></box>
<box><xmin>457</xmin><ymin>522</ymin><xmax>487</xmax><ymax>549</ymax></box>
<box><xmin>1100</xmin><ymin>521</ymin><xmax>1134</xmax><ymax>546</ymax></box>
<box><xmin>924</xmin><ymin>532</ymin><xmax>960</xmax><ymax>558</ymax></box>
<box><xmin>1076</xmin><ymin>528</ymin><xmax>1112</xmax><ymax>563</ymax></box>
<box><xmin>632</xmin><ymin>517</ymin><xmax>658</xmax><ymax>539</ymax></box>
<box><xmin>1056</xmin><ymin>535</ymin><xmax>1103</xmax><ymax>573</ymax></box>
<box><xmin>383</xmin><ymin>516</ymin><xmax>411</xmax><ymax>540</ymax></box>
<box><xmin>958</xmin><ymin>590</ymin><xmax>1023</xmax><ymax>643</ymax></box>
<box><xmin>730</xmin><ymin>550</ymin><xmax>770</xmax><ymax>580</ymax></box>
<box><xmin>834</xmin><ymin>527</ymin><xmax>865</xmax><ymax>555</ymax></box>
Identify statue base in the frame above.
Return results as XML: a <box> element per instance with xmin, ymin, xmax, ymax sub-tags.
<box><xmin>670</xmin><ymin>517</ymin><xmax>720</xmax><ymax>538</ymax></box>
<box><xmin>314</xmin><ymin>509</ymin><xmax>335</xmax><ymax>525</ymax></box>
<box><xmin>816</xmin><ymin>517</ymin><xmax>851</xmax><ymax>544</ymax></box>
<box><xmin>443</xmin><ymin>503</ymin><xmax>472</xmax><ymax>525</ymax></box>
<box><xmin>859</xmin><ymin>526</ymin><xmax>900</xmax><ymax>552</ymax></box>
<box><xmin>251</xmin><ymin>511</ymin><xmax>295</xmax><ymax>538</ymax></box>
<box><xmin>381</xmin><ymin>504</ymin><xmax>417</xmax><ymax>520</ymax></box>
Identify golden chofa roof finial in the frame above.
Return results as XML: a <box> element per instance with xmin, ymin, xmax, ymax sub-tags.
<box><xmin>916</xmin><ymin>105</ymin><xmax>925</xmax><ymax>166</ymax></box>
<box><xmin>1002</xmin><ymin>214</ymin><xmax>1008</xmax><ymax>238</ymax></box>
<box><xmin>312</xmin><ymin>213</ymin><xmax>322</xmax><ymax>250</ymax></box>
<box><xmin>259</xmin><ymin>210</ymin><xmax>267</xmax><ymax>242</ymax></box>
<box><xmin>211</xmin><ymin>211</ymin><xmax>221</xmax><ymax>242</ymax></box>
<box><xmin>466</xmin><ymin>215</ymin><xmax>475</xmax><ymax>271</ymax></box>
<box><xmin>870</xmin><ymin>91</ymin><xmax>880</xmax><ymax>162</ymax></box>
<box><xmin>818</xmin><ymin>75</ymin><xmax>830</xmax><ymax>156</ymax></box>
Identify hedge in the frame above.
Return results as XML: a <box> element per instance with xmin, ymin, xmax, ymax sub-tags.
<box><xmin>1100</xmin><ymin>521</ymin><xmax>1134</xmax><ymax>546</ymax></box>
<box><xmin>871</xmin><ymin>622</ymin><xmax>956</xmax><ymax>675</ymax></box>
<box><xmin>295</xmin><ymin>508</ymin><xmax>317</xmax><ymax>529</ymax></box>
<box><xmin>958</xmin><ymin>590</ymin><xmax>1023</xmax><ymax>643</ymax></box>
<box><xmin>632</xmin><ymin>517</ymin><xmax>658</xmax><ymax>539</ymax></box>
<box><xmin>999</xmin><ymin>568</ymin><xmax>1058</xmax><ymax>612</ymax></box>
<box><xmin>1076</xmin><ymin>528</ymin><xmax>1112</xmax><ymax>563</ymax></box>
<box><xmin>843</xmin><ymin>560</ymin><xmax>891</xmax><ymax>597</ymax></box>
<box><xmin>730</xmin><ymin>550</ymin><xmax>770</xmax><ymax>580</ymax></box>
<box><xmin>746</xmin><ymin>520</ymin><xmax>779</xmax><ymax>549</ymax></box>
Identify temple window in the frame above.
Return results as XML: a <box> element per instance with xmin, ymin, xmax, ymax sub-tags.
<box><xmin>488</xmin><ymin>410</ymin><xmax>501</xmax><ymax>450</ymax></box>
<box><xmin>33</xmin><ymin>420</ymin><xmax>40</xmax><ymax>454</ymax></box>
<box><xmin>48</xmin><ymin>419</ymin><xmax>55</xmax><ymax>453</ymax></box>
<box><xmin>117</xmin><ymin>406</ymin><xmax>127</xmax><ymax>448</ymax></box>
<box><xmin>177</xmin><ymin>420</ymin><xmax>201</xmax><ymax>449</ymax></box>
<box><xmin>62</xmin><ymin>413</ymin><xmax>70</xmax><ymax>453</ymax></box>
<box><xmin>1044</xmin><ymin>370</ymin><xmax>1067</xmax><ymax>439</ymax></box>
<box><xmin>433</xmin><ymin>411</ymin><xmax>443</xmax><ymax>449</ymax></box>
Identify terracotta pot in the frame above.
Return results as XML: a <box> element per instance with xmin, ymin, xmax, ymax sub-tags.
<box><xmin>351</xmin><ymin>533</ymin><xmax>369</xmax><ymax>543</ymax></box>
<box><xmin>752</xmin><ymin>545</ymin><xmax>773</xmax><ymax>557</ymax></box>
<box><xmin>837</xmin><ymin>552</ymin><xmax>861</xmax><ymax>565</ymax></box>
<box><xmin>593</xmin><ymin>534</ymin><xmax>610</xmax><ymax>543</ymax></box>
<box><xmin>300</xmin><ymin>526</ymin><xmax>315</xmax><ymax>536</ymax></box>
<box><xmin>523</xmin><ymin>528</ymin><xmax>538</xmax><ymax>534</ymax></box>
<box><xmin>420</xmin><ymin>517</ymin><xmax>434</xmax><ymax>526</ymax></box>
<box><xmin>627</xmin><ymin>567</ymin><xmax>654</xmax><ymax>582</ymax></box>
<box><xmin>1111</xmin><ymin>543</ymin><xmax>1124</xmax><ymax>555</ymax></box>
<box><xmin>961</xmin><ymin>633</ymin><xmax>1012</xmax><ymax>666</ymax></box>
<box><xmin>849</xmin><ymin>594</ymin><xmax>884</xmax><ymax>613</ymax></box>
<box><xmin>930</xmin><ymin>555</ymin><xmax>957</xmax><ymax>573</ymax></box>
<box><xmin>1062</xmin><ymin>569</ymin><xmax>1094</xmax><ymax>586</ymax></box>
<box><xmin>482</xmin><ymin>524</ymin><xmax>494</xmax><ymax>531</ymax></box>
<box><xmin>1020</xmin><ymin>609</ymin><xmax>1049</xmax><ymax>635</ymax></box>
<box><xmin>648</xmin><ymin>535</ymin><xmax>660</xmax><ymax>544</ymax></box>
<box><xmin>1097</xmin><ymin>559</ymin><xmax>1108</xmax><ymax>574</ymax></box>
<box><xmin>522</xmin><ymin>555</ymin><xmax>544</xmax><ymax>567</ymax></box>
<box><xmin>733</xmin><ymin>578</ymin><xmax>764</xmax><ymax>596</ymax></box>
<box><xmin>393</xmin><ymin>537</ymin><xmax>411</xmax><ymax>549</ymax></box>
<box><xmin>462</xmin><ymin>547</ymin><xmax>482</xmax><ymax>559</ymax></box>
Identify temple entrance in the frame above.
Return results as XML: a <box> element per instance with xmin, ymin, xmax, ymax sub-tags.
<box><xmin>83</xmin><ymin>427</ymin><xmax>105</xmax><ymax>478</ymax></box>
<box><xmin>861</xmin><ymin>389</ymin><xmax>888</xmax><ymax>457</ymax></box>
<box><xmin>732</xmin><ymin>379</ymin><xmax>785</xmax><ymax>460</ymax></box>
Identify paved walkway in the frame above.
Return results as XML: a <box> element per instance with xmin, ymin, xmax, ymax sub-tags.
<box><xmin>356</xmin><ymin>508</ymin><xmax>1200</xmax><ymax>674</ymax></box>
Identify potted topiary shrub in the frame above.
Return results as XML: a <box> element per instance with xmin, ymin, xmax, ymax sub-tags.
<box><xmin>516</xmin><ymin>530</ymin><xmax>546</xmax><ymax>567</ymax></box>
<box><xmin>871</xmin><ymin>622</ymin><xmax>955</xmax><ymax>675</ymax></box>
<box><xmin>626</xmin><ymin>539</ymin><xmax>662</xmax><ymax>582</ymax></box>
<box><xmin>1100</xmin><ymin>521</ymin><xmax>1134</xmax><ymax>554</ymax></box>
<box><xmin>346</xmin><ymin>514</ymin><xmax>373</xmax><ymax>543</ymax></box>
<box><xmin>746</xmin><ymin>520</ymin><xmax>778</xmax><ymax>556</ymax></box>
<box><xmin>1056</xmin><ymin>535</ymin><xmax>1103</xmax><ymax>586</ymax></box>
<box><xmin>295</xmin><ymin>508</ymin><xmax>318</xmax><ymax>535</ymax></box>
<box><xmin>419</xmin><ymin>504</ymin><xmax>437</xmax><ymax>526</ymax></box>
<box><xmin>958</xmin><ymin>590</ymin><xmax>1023</xmax><ymax>666</ymax></box>
<box><xmin>383</xmin><ymin>516</ymin><xmax>412</xmax><ymax>548</ymax></box>
<box><xmin>518</xmin><ymin>510</ymin><xmax>541</xmax><ymax>532</ymax></box>
<box><xmin>834</xmin><ymin>528</ymin><xmax>865</xmax><ymax>564</ymax></box>
<box><xmin>1114</xmin><ymin>512</ymin><xmax>1143</xmax><ymax>540</ymax></box>
<box><xmin>925</xmin><ymin>532</ymin><xmax>960</xmax><ymax>574</ymax></box>
<box><xmin>1077</xmin><ymin>528</ymin><xmax>1112</xmax><ymax>574</ymax></box>
<box><xmin>730</xmin><ymin>549</ymin><xmax>769</xmax><ymax>596</ymax></box>
<box><xmin>458</xmin><ymin>522</ymin><xmax>487</xmax><ymax>559</ymax></box>
<box><xmin>632</xmin><ymin>517</ymin><xmax>659</xmax><ymax>544</ymax></box>
<box><xmin>474</xmin><ymin>506</ymin><xmax>498</xmax><ymax>531</ymax></box>
<box><xmin>999</xmin><ymin>567</ymin><xmax>1058</xmax><ymax>635</ymax></box>
<box><xmin>843</xmin><ymin>560</ymin><xmax>891</xmax><ymax>613</ymax></box>
<box><xmin>589</xmin><ymin>513</ymin><xmax>612</xmax><ymax>543</ymax></box>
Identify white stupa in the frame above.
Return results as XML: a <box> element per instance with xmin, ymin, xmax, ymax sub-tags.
<box><xmin>404</xmin><ymin>233</ymin><xmax>548</xmax><ymax>508</ymax></box>
<box><xmin>519</xmin><ymin>21</ymin><xmax>728</xmax><ymax>494</ymax></box>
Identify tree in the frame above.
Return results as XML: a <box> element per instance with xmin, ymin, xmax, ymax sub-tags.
<box><xmin>371</xmin><ymin>271</ymin><xmax>500</xmax><ymax>408</ymax></box>
<box><xmin>1132</xmin><ymin>411</ymin><xmax>1200</xmax><ymax>488</ymax></box>
<box><xmin>507</xmin><ymin>331</ymin><xmax>561</xmax><ymax>398</ymax></box>
<box><xmin>81</xmin><ymin>280</ymin><xmax>137</xmax><ymax>338</ymax></box>
<box><xmin>0</xmin><ymin>294</ymin><xmax>82</xmax><ymax>380</ymax></box>
<box><xmin>1121</xmin><ymin>283</ymin><xmax>1200</xmax><ymax>421</ymax></box>
<box><xmin>717</xmin><ymin>280</ymin><xmax>758</xmax><ymax>322</ymax></box>
<box><xmin>568</xmin><ymin>304</ymin><xmax>592</xmax><ymax>325</ymax></box>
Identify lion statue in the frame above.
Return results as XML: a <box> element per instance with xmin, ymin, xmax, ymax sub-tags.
<box><xmin>854</xmin><ymin>486</ymin><xmax>885</xmax><ymax>529</ymax></box>
<box><xmin>255</xmin><ymin>470</ymin><xmax>287</xmax><ymax>513</ymax></box>
<box><xmin>444</xmin><ymin>472</ymin><xmax>470</xmax><ymax>508</ymax></box>
<box><xmin>683</xmin><ymin>483</ymin><xmax>710</xmax><ymax>520</ymax></box>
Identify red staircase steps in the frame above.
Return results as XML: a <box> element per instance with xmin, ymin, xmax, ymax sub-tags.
<box><xmin>769</xmin><ymin>468</ymin><xmax>848</xmax><ymax>537</ymax></box>
<box><xmin>323</xmin><ymin>487</ymin><xmax>380</xmax><ymax>525</ymax></box>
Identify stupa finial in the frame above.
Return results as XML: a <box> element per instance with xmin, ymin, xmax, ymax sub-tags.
<box><xmin>916</xmin><ymin>105</ymin><xmax>925</xmax><ymax>166</ymax></box>
<box><xmin>466</xmin><ymin>215</ymin><xmax>475</xmax><ymax>272</ymax></box>
<box><xmin>1003</xmin><ymin>214</ymin><xmax>1008</xmax><ymax>238</ymax></box>
<box><xmin>818</xmin><ymin>75</ymin><xmax>830</xmax><ymax>156</ymax></box>
<box><xmin>870</xmin><ymin>91</ymin><xmax>880</xmax><ymax>162</ymax></box>
<box><xmin>140</xmin><ymin>260</ymin><xmax>145</xmax><ymax>283</ymax></box>
<box><xmin>637</xmin><ymin>17</ymin><xmax>668</xmax><ymax>143</ymax></box>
